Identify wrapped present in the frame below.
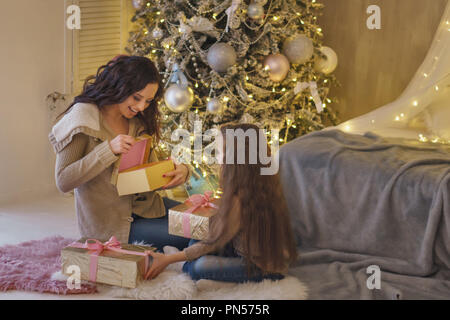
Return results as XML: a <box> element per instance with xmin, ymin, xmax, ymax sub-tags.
<box><xmin>168</xmin><ymin>191</ymin><xmax>220</xmax><ymax>240</ymax></box>
<box><xmin>61</xmin><ymin>236</ymin><xmax>156</xmax><ymax>288</ymax></box>
<box><xmin>115</xmin><ymin>134</ymin><xmax>175</xmax><ymax>196</ymax></box>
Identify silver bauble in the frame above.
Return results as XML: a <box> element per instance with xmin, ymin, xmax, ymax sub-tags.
<box><xmin>164</xmin><ymin>84</ymin><xmax>194</xmax><ymax>113</ymax></box>
<box><xmin>283</xmin><ymin>34</ymin><xmax>314</xmax><ymax>64</ymax></box>
<box><xmin>207</xmin><ymin>43</ymin><xmax>237</xmax><ymax>73</ymax></box>
<box><xmin>263</xmin><ymin>54</ymin><xmax>290</xmax><ymax>82</ymax></box>
<box><xmin>206</xmin><ymin>98</ymin><xmax>224</xmax><ymax>114</ymax></box>
<box><xmin>247</xmin><ymin>3</ymin><xmax>264</xmax><ymax>20</ymax></box>
<box><xmin>152</xmin><ymin>27</ymin><xmax>164</xmax><ymax>40</ymax></box>
<box><xmin>314</xmin><ymin>46</ymin><xmax>338</xmax><ymax>74</ymax></box>
<box><xmin>132</xmin><ymin>0</ymin><xmax>144</xmax><ymax>9</ymax></box>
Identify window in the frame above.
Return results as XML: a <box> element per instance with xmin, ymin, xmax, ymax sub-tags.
<box><xmin>65</xmin><ymin>0</ymin><xmax>133</xmax><ymax>95</ymax></box>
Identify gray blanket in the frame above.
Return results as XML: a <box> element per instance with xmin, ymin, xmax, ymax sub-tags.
<box><xmin>279</xmin><ymin>129</ymin><xmax>450</xmax><ymax>299</ymax></box>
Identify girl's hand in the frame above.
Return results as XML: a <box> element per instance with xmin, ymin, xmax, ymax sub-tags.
<box><xmin>145</xmin><ymin>251</ymin><xmax>171</xmax><ymax>280</ymax></box>
<box><xmin>109</xmin><ymin>135</ymin><xmax>136</xmax><ymax>155</ymax></box>
<box><xmin>161</xmin><ymin>159</ymin><xmax>189</xmax><ymax>189</ymax></box>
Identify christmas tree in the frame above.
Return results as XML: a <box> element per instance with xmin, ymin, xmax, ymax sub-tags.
<box><xmin>126</xmin><ymin>0</ymin><xmax>339</xmax><ymax>194</ymax></box>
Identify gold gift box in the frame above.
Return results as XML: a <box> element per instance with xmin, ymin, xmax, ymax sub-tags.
<box><xmin>168</xmin><ymin>198</ymin><xmax>220</xmax><ymax>240</ymax></box>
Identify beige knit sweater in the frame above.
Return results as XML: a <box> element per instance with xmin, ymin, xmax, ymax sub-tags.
<box><xmin>49</xmin><ymin>102</ymin><xmax>165</xmax><ymax>243</ymax></box>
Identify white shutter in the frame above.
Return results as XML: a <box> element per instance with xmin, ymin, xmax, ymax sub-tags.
<box><xmin>66</xmin><ymin>0</ymin><xmax>132</xmax><ymax>95</ymax></box>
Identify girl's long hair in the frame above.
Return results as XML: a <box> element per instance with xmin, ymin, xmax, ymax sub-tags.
<box><xmin>207</xmin><ymin>123</ymin><xmax>298</xmax><ymax>274</ymax></box>
<box><xmin>58</xmin><ymin>55</ymin><xmax>163</xmax><ymax>140</ymax></box>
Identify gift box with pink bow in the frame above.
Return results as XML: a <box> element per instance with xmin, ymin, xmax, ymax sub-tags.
<box><xmin>168</xmin><ymin>191</ymin><xmax>220</xmax><ymax>240</ymax></box>
<box><xmin>60</xmin><ymin>236</ymin><xmax>156</xmax><ymax>288</ymax></box>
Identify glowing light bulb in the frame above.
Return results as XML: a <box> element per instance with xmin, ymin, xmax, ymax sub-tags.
<box><xmin>435</xmin><ymin>86</ymin><xmax>439</xmax><ymax>91</ymax></box>
<box><xmin>395</xmin><ymin>116</ymin><xmax>400</xmax><ymax>121</ymax></box>
<box><xmin>223</xmin><ymin>96</ymin><xmax>230</xmax><ymax>102</ymax></box>
<box><xmin>413</xmin><ymin>101</ymin><xmax>419</xmax><ymax>107</ymax></box>
<box><xmin>344</xmin><ymin>125</ymin><xmax>351</xmax><ymax>132</ymax></box>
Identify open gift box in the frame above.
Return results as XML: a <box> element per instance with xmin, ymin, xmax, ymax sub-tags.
<box><xmin>115</xmin><ymin>134</ymin><xmax>175</xmax><ymax>196</ymax></box>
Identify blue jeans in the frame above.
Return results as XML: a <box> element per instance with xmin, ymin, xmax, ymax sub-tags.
<box><xmin>182</xmin><ymin>239</ymin><xmax>285</xmax><ymax>283</ymax></box>
<box><xmin>128</xmin><ymin>197</ymin><xmax>190</xmax><ymax>251</ymax></box>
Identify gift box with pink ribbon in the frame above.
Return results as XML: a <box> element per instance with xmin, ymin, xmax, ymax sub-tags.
<box><xmin>60</xmin><ymin>236</ymin><xmax>156</xmax><ymax>288</ymax></box>
<box><xmin>168</xmin><ymin>191</ymin><xmax>220</xmax><ymax>241</ymax></box>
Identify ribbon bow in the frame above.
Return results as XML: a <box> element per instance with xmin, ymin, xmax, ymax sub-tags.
<box><xmin>182</xmin><ymin>191</ymin><xmax>218</xmax><ymax>238</ymax></box>
<box><xmin>69</xmin><ymin>236</ymin><xmax>154</xmax><ymax>282</ymax></box>
<box><xmin>294</xmin><ymin>81</ymin><xmax>324</xmax><ymax>113</ymax></box>
<box><xmin>225</xmin><ymin>0</ymin><xmax>242</xmax><ymax>32</ymax></box>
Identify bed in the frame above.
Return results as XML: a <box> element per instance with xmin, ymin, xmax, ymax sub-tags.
<box><xmin>280</xmin><ymin>129</ymin><xmax>450</xmax><ymax>299</ymax></box>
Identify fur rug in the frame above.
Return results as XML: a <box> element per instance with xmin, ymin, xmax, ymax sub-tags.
<box><xmin>1</xmin><ymin>236</ymin><xmax>307</xmax><ymax>299</ymax></box>
<box><xmin>0</xmin><ymin>236</ymin><xmax>96</xmax><ymax>294</ymax></box>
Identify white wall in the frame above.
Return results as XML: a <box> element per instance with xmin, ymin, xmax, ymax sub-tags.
<box><xmin>0</xmin><ymin>0</ymin><xmax>65</xmax><ymax>204</ymax></box>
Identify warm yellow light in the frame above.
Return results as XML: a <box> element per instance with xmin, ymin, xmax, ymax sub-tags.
<box><xmin>195</xmin><ymin>83</ymin><xmax>199</xmax><ymax>88</ymax></box>
<box><xmin>371</xmin><ymin>120</ymin><xmax>375</xmax><ymax>124</ymax></box>
<box><xmin>248</xmin><ymin>94</ymin><xmax>253</xmax><ymax>99</ymax></box>
<box><xmin>344</xmin><ymin>125</ymin><xmax>351</xmax><ymax>132</ymax></box>
<box><xmin>273</xmin><ymin>16</ymin><xmax>279</xmax><ymax>21</ymax></box>
<box><xmin>435</xmin><ymin>86</ymin><xmax>439</xmax><ymax>91</ymax></box>
<box><xmin>292</xmin><ymin>78</ymin><xmax>297</xmax><ymax>82</ymax></box>
<box><xmin>413</xmin><ymin>100</ymin><xmax>419</xmax><ymax>107</ymax></box>
<box><xmin>400</xmin><ymin>113</ymin><xmax>405</xmax><ymax>118</ymax></box>
<box><xmin>156</xmin><ymin>11</ymin><xmax>161</xmax><ymax>15</ymax></box>
<box><xmin>264</xmin><ymin>65</ymin><xmax>270</xmax><ymax>71</ymax></box>
<box><xmin>424</xmin><ymin>73</ymin><xmax>429</xmax><ymax>78</ymax></box>
<box><xmin>395</xmin><ymin>116</ymin><xmax>400</xmax><ymax>121</ymax></box>
<box><xmin>326</xmin><ymin>98</ymin><xmax>331</xmax><ymax>103</ymax></box>
<box><xmin>223</xmin><ymin>96</ymin><xmax>230</xmax><ymax>102</ymax></box>
<box><xmin>246</xmin><ymin>76</ymin><xmax>249</xmax><ymax>81</ymax></box>
<box><xmin>281</xmin><ymin>88</ymin><xmax>286</xmax><ymax>92</ymax></box>
<box><xmin>317</xmin><ymin>28</ymin><xmax>322</xmax><ymax>32</ymax></box>
<box><xmin>160</xmin><ymin>19</ymin><xmax>165</xmax><ymax>23</ymax></box>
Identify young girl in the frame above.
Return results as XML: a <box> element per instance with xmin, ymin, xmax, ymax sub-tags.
<box><xmin>49</xmin><ymin>55</ymin><xmax>190</xmax><ymax>250</ymax></box>
<box><xmin>146</xmin><ymin>123</ymin><xmax>298</xmax><ymax>283</ymax></box>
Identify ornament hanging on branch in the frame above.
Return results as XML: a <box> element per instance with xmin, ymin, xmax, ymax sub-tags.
<box><xmin>263</xmin><ymin>53</ymin><xmax>290</xmax><ymax>82</ymax></box>
<box><xmin>152</xmin><ymin>27</ymin><xmax>164</xmax><ymax>40</ymax></box>
<box><xmin>207</xmin><ymin>43</ymin><xmax>237</xmax><ymax>73</ymax></box>
<box><xmin>132</xmin><ymin>0</ymin><xmax>144</xmax><ymax>10</ymax></box>
<box><xmin>283</xmin><ymin>34</ymin><xmax>314</xmax><ymax>65</ymax></box>
<box><xmin>247</xmin><ymin>2</ymin><xmax>265</xmax><ymax>20</ymax></box>
<box><xmin>314</xmin><ymin>46</ymin><xmax>338</xmax><ymax>74</ymax></box>
<box><xmin>164</xmin><ymin>63</ymin><xmax>194</xmax><ymax>113</ymax></box>
<box><xmin>206</xmin><ymin>98</ymin><xmax>224</xmax><ymax>114</ymax></box>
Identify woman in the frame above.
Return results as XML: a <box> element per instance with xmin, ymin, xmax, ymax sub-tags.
<box><xmin>49</xmin><ymin>55</ymin><xmax>190</xmax><ymax>250</ymax></box>
<box><xmin>145</xmin><ymin>123</ymin><xmax>298</xmax><ymax>283</ymax></box>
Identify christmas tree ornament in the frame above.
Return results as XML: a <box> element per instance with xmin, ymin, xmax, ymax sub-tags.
<box><xmin>314</xmin><ymin>46</ymin><xmax>338</xmax><ymax>74</ymax></box>
<box><xmin>132</xmin><ymin>0</ymin><xmax>144</xmax><ymax>10</ymax></box>
<box><xmin>247</xmin><ymin>2</ymin><xmax>265</xmax><ymax>20</ymax></box>
<box><xmin>207</xmin><ymin>43</ymin><xmax>237</xmax><ymax>73</ymax></box>
<box><xmin>152</xmin><ymin>27</ymin><xmax>164</xmax><ymax>40</ymax></box>
<box><xmin>263</xmin><ymin>53</ymin><xmax>290</xmax><ymax>82</ymax></box>
<box><xmin>206</xmin><ymin>98</ymin><xmax>224</xmax><ymax>114</ymax></box>
<box><xmin>164</xmin><ymin>84</ymin><xmax>194</xmax><ymax>113</ymax></box>
<box><xmin>283</xmin><ymin>34</ymin><xmax>314</xmax><ymax>64</ymax></box>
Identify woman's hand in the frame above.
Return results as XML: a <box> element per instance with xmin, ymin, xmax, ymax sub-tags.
<box><xmin>162</xmin><ymin>159</ymin><xmax>189</xmax><ymax>189</ymax></box>
<box><xmin>109</xmin><ymin>134</ymin><xmax>136</xmax><ymax>155</ymax></box>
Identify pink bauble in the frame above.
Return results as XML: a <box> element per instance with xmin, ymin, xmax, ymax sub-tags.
<box><xmin>263</xmin><ymin>53</ymin><xmax>290</xmax><ymax>82</ymax></box>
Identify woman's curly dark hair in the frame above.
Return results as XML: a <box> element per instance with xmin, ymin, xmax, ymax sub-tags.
<box><xmin>59</xmin><ymin>55</ymin><xmax>163</xmax><ymax>140</ymax></box>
